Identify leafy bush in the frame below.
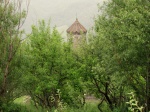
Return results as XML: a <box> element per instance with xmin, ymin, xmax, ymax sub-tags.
<box><xmin>126</xmin><ymin>92</ymin><xmax>144</xmax><ymax>112</ymax></box>
<box><xmin>0</xmin><ymin>101</ymin><xmax>29</xmax><ymax>112</ymax></box>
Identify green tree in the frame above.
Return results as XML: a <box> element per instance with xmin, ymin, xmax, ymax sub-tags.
<box><xmin>0</xmin><ymin>0</ymin><xmax>28</xmax><ymax>100</ymax></box>
<box><xmin>0</xmin><ymin>1</ymin><xmax>29</xmax><ymax>111</ymax></box>
<box><xmin>78</xmin><ymin>32</ymin><xmax>128</xmax><ymax>111</ymax></box>
<box><xmin>94</xmin><ymin>0</ymin><xmax>150</xmax><ymax>111</ymax></box>
<box><xmin>22</xmin><ymin>20</ymin><xmax>85</xmax><ymax>110</ymax></box>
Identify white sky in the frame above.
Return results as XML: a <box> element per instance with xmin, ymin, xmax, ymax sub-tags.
<box><xmin>21</xmin><ymin>0</ymin><xmax>106</xmax><ymax>34</ymax></box>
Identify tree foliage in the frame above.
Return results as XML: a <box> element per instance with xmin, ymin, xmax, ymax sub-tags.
<box><xmin>0</xmin><ymin>0</ymin><xmax>27</xmax><ymax>100</ymax></box>
<box><xmin>88</xmin><ymin>0</ymin><xmax>150</xmax><ymax>111</ymax></box>
<box><xmin>0</xmin><ymin>0</ymin><xmax>29</xmax><ymax>111</ymax></box>
<box><xmin>22</xmin><ymin>20</ymin><xmax>85</xmax><ymax>110</ymax></box>
<box><xmin>1</xmin><ymin>0</ymin><xmax>149</xmax><ymax>111</ymax></box>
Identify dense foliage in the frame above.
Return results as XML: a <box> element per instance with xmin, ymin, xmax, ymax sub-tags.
<box><xmin>0</xmin><ymin>0</ymin><xmax>149</xmax><ymax>112</ymax></box>
<box><xmin>0</xmin><ymin>0</ymin><xmax>26</xmax><ymax>102</ymax></box>
<box><xmin>21</xmin><ymin>20</ymin><xmax>85</xmax><ymax>110</ymax></box>
<box><xmin>93</xmin><ymin>0</ymin><xmax>150</xmax><ymax>111</ymax></box>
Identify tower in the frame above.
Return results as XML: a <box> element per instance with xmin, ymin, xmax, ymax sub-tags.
<box><xmin>66</xmin><ymin>18</ymin><xmax>87</xmax><ymax>47</ymax></box>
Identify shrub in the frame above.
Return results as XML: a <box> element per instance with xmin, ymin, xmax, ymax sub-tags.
<box><xmin>0</xmin><ymin>101</ymin><xmax>29</xmax><ymax>112</ymax></box>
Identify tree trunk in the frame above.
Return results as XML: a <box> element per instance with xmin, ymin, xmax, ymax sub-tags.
<box><xmin>146</xmin><ymin>65</ymin><xmax>150</xmax><ymax>111</ymax></box>
<box><xmin>0</xmin><ymin>63</ymin><xmax>9</xmax><ymax>96</ymax></box>
<box><xmin>104</xmin><ymin>94</ymin><xmax>113</xmax><ymax>110</ymax></box>
<box><xmin>0</xmin><ymin>44</ymin><xmax>13</xmax><ymax>96</ymax></box>
<box><xmin>146</xmin><ymin>53</ymin><xmax>150</xmax><ymax>111</ymax></box>
<box><xmin>98</xmin><ymin>97</ymin><xmax>105</xmax><ymax>112</ymax></box>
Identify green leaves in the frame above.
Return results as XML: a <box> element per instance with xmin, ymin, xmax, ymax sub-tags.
<box><xmin>126</xmin><ymin>92</ymin><xmax>144</xmax><ymax>112</ymax></box>
<box><xmin>93</xmin><ymin>0</ymin><xmax>150</xmax><ymax>110</ymax></box>
<box><xmin>21</xmin><ymin>20</ymin><xmax>85</xmax><ymax>109</ymax></box>
<box><xmin>0</xmin><ymin>1</ymin><xmax>27</xmax><ymax>102</ymax></box>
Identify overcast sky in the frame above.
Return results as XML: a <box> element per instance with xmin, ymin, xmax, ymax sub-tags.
<box><xmin>22</xmin><ymin>0</ymin><xmax>106</xmax><ymax>34</ymax></box>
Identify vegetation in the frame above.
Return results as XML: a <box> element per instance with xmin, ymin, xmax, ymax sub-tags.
<box><xmin>0</xmin><ymin>0</ymin><xmax>28</xmax><ymax>105</ymax></box>
<box><xmin>93</xmin><ymin>0</ymin><xmax>150</xmax><ymax>111</ymax></box>
<box><xmin>0</xmin><ymin>0</ymin><xmax>150</xmax><ymax>112</ymax></box>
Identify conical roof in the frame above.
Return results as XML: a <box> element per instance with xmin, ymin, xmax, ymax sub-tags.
<box><xmin>67</xmin><ymin>18</ymin><xmax>87</xmax><ymax>35</ymax></box>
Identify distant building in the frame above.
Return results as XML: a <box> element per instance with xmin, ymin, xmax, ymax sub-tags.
<box><xmin>66</xmin><ymin>18</ymin><xmax>87</xmax><ymax>47</ymax></box>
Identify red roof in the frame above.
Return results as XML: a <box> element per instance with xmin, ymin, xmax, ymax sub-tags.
<box><xmin>67</xmin><ymin>18</ymin><xmax>87</xmax><ymax>34</ymax></box>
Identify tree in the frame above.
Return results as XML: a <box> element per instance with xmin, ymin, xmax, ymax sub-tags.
<box><xmin>94</xmin><ymin>0</ymin><xmax>150</xmax><ymax>111</ymax></box>
<box><xmin>77</xmin><ymin>31</ymin><xmax>128</xmax><ymax>111</ymax></box>
<box><xmin>0</xmin><ymin>0</ymin><xmax>29</xmax><ymax>101</ymax></box>
<box><xmin>22</xmin><ymin>20</ymin><xmax>85</xmax><ymax>110</ymax></box>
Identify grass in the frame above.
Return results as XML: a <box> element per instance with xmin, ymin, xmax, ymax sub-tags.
<box><xmin>14</xmin><ymin>96</ymin><xmax>29</xmax><ymax>104</ymax></box>
<box><xmin>14</xmin><ymin>96</ymin><xmax>100</xmax><ymax>112</ymax></box>
<box><xmin>14</xmin><ymin>96</ymin><xmax>47</xmax><ymax>112</ymax></box>
<box><xmin>62</xmin><ymin>103</ymin><xmax>100</xmax><ymax>112</ymax></box>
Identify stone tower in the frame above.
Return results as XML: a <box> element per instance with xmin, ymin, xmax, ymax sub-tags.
<box><xmin>66</xmin><ymin>18</ymin><xmax>87</xmax><ymax>47</ymax></box>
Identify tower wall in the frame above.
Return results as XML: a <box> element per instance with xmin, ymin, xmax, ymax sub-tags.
<box><xmin>67</xmin><ymin>33</ymin><xmax>86</xmax><ymax>48</ymax></box>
